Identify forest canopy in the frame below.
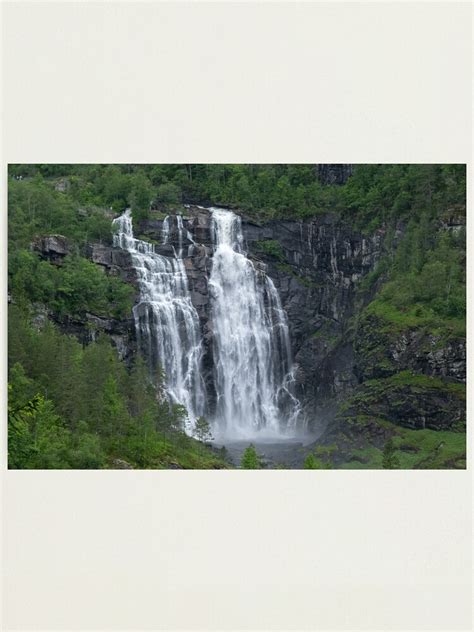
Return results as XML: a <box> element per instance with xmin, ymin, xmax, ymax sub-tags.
<box><xmin>9</xmin><ymin>163</ymin><xmax>466</xmax><ymax>228</ymax></box>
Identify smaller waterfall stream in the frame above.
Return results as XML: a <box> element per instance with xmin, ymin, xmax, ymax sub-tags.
<box><xmin>113</xmin><ymin>210</ymin><xmax>205</xmax><ymax>432</ymax></box>
<box><xmin>161</xmin><ymin>215</ymin><xmax>170</xmax><ymax>244</ymax></box>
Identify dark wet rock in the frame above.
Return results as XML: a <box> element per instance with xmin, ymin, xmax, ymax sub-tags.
<box><xmin>338</xmin><ymin>377</ymin><xmax>465</xmax><ymax>433</ymax></box>
<box><xmin>316</xmin><ymin>164</ymin><xmax>353</xmax><ymax>185</ymax></box>
<box><xmin>46</xmin><ymin>309</ymin><xmax>136</xmax><ymax>363</ymax></box>
<box><xmin>33</xmin><ymin>234</ymin><xmax>69</xmax><ymax>261</ymax></box>
<box><xmin>86</xmin><ymin>243</ymin><xmax>137</xmax><ymax>285</ymax></box>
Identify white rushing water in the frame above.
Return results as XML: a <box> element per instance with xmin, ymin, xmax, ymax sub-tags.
<box><xmin>161</xmin><ymin>215</ymin><xmax>170</xmax><ymax>244</ymax></box>
<box><xmin>112</xmin><ymin>210</ymin><xmax>205</xmax><ymax>433</ymax></box>
<box><xmin>208</xmin><ymin>207</ymin><xmax>301</xmax><ymax>440</ymax></box>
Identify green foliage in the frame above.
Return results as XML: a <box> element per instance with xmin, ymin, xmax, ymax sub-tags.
<box><xmin>240</xmin><ymin>444</ymin><xmax>262</xmax><ymax>469</ymax></box>
<box><xmin>340</xmin><ymin>371</ymin><xmax>466</xmax><ymax>433</ymax></box>
<box><xmin>8</xmin><ymin>373</ymin><xmax>42</xmax><ymax>469</ymax></box>
<box><xmin>9</xmin><ymin>163</ymin><xmax>466</xmax><ymax>225</ymax></box>
<box><xmin>303</xmin><ymin>454</ymin><xmax>320</xmax><ymax>469</ymax></box>
<box><xmin>356</xmin><ymin>200</ymin><xmax>465</xmax><ymax>352</ymax></box>
<box><xmin>382</xmin><ymin>437</ymin><xmax>400</xmax><ymax>469</ymax></box>
<box><xmin>303</xmin><ymin>446</ymin><xmax>334</xmax><ymax>469</ymax></box>
<box><xmin>9</xmin><ymin>176</ymin><xmax>115</xmax><ymax>248</ymax></box>
<box><xmin>128</xmin><ymin>171</ymin><xmax>154</xmax><ymax>220</ymax></box>
<box><xmin>155</xmin><ymin>182</ymin><xmax>182</xmax><ymax>206</ymax></box>
<box><xmin>254</xmin><ymin>239</ymin><xmax>286</xmax><ymax>262</ymax></box>
<box><xmin>341</xmin><ymin>164</ymin><xmax>465</xmax><ymax>231</ymax></box>
<box><xmin>367</xmin><ymin>223</ymin><xmax>465</xmax><ymax>329</ymax></box>
<box><xmin>193</xmin><ymin>416</ymin><xmax>214</xmax><ymax>443</ymax></box>
<box><xmin>339</xmin><ymin>426</ymin><xmax>466</xmax><ymax>470</ymax></box>
<box><xmin>392</xmin><ymin>428</ymin><xmax>466</xmax><ymax>469</ymax></box>
<box><xmin>9</xmin><ymin>250</ymin><xmax>134</xmax><ymax>319</ymax></box>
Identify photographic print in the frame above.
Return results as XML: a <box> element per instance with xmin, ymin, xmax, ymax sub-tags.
<box><xmin>8</xmin><ymin>164</ymin><xmax>466</xmax><ymax>469</ymax></box>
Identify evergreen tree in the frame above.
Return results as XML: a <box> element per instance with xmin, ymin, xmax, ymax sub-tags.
<box><xmin>101</xmin><ymin>374</ymin><xmax>129</xmax><ymax>439</ymax></box>
<box><xmin>69</xmin><ymin>421</ymin><xmax>105</xmax><ymax>469</ymax></box>
<box><xmin>240</xmin><ymin>444</ymin><xmax>261</xmax><ymax>469</ymax></box>
<box><xmin>382</xmin><ymin>438</ymin><xmax>400</xmax><ymax>469</ymax></box>
<box><xmin>303</xmin><ymin>449</ymin><xmax>333</xmax><ymax>470</ymax></box>
<box><xmin>193</xmin><ymin>416</ymin><xmax>214</xmax><ymax>443</ymax></box>
<box><xmin>8</xmin><ymin>381</ymin><xmax>39</xmax><ymax>469</ymax></box>
<box><xmin>303</xmin><ymin>454</ymin><xmax>320</xmax><ymax>469</ymax></box>
<box><xmin>30</xmin><ymin>397</ymin><xmax>73</xmax><ymax>469</ymax></box>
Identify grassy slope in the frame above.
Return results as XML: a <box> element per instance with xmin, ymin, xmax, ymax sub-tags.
<box><xmin>339</xmin><ymin>427</ymin><xmax>466</xmax><ymax>470</ymax></box>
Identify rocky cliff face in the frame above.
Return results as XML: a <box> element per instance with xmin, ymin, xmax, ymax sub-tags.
<box><xmin>138</xmin><ymin>207</ymin><xmax>386</xmax><ymax>431</ymax></box>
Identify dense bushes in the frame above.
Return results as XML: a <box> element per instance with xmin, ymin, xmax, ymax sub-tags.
<box><xmin>361</xmin><ymin>213</ymin><xmax>465</xmax><ymax>336</ymax></box>
<box><xmin>9</xmin><ymin>250</ymin><xmax>134</xmax><ymax>319</ymax></box>
<box><xmin>8</xmin><ymin>177</ymin><xmax>115</xmax><ymax>247</ymax></box>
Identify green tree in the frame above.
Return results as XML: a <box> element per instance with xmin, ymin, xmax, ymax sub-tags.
<box><xmin>303</xmin><ymin>445</ymin><xmax>334</xmax><ymax>469</ymax></box>
<box><xmin>8</xmin><ymin>379</ymin><xmax>40</xmax><ymax>468</ymax></box>
<box><xmin>31</xmin><ymin>398</ymin><xmax>73</xmax><ymax>469</ymax></box>
<box><xmin>240</xmin><ymin>444</ymin><xmax>261</xmax><ymax>469</ymax></box>
<box><xmin>101</xmin><ymin>165</ymin><xmax>130</xmax><ymax>210</ymax></box>
<box><xmin>193</xmin><ymin>416</ymin><xmax>214</xmax><ymax>443</ymax></box>
<box><xmin>303</xmin><ymin>454</ymin><xmax>320</xmax><ymax>469</ymax></box>
<box><xmin>69</xmin><ymin>421</ymin><xmax>105</xmax><ymax>469</ymax></box>
<box><xmin>127</xmin><ymin>356</ymin><xmax>157</xmax><ymax>418</ymax></box>
<box><xmin>155</xmin><ymin>182</ymin><xmax>181</xmax><ymax>206</ymax></box>
<box><xmin>101</xmin><ymin>374</ymin><xmax>129</xmax><ymax>439</ymax></box>
<box><xmin>382</xmin><ymin>438</ymin><xmax>400</xmax><ymax>469</ymax></box>
<box><xmin>128</xmin><ymin>171</ymin><xmax>154</xmax><ymax>220</ymax></box>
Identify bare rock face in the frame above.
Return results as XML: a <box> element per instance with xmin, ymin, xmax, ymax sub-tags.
<box><xmin>86</xmin><ymin>243</ymin><xmax>137</xmax><ymax>285</ymax></box>
<box><xmin>47</xmin><ymin>309</ymin><xmax>136</xmax><ymax>362</ymax></box>
<box><xmin>33</xmin><ymin>235</ymin><xmax>69</xmax><ymax>262</ymax></box>
<box><xmin>316</xmin><ymin>164</ymin><xmax>353</xmax><ymax>185</ymax></box>
<box><xmin>54</xmin><ymin>178</ymin><xmax>71</xmax><ymax>193</ymax></box>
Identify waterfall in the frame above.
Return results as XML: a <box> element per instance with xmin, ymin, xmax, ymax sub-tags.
<box><xmin>163</xmin><ymin>214</ymin><xmax>195</xmax><ymax>255</ymax></box>
<box><xmin>161</xmin><ymin>216</ymin><xmax>170</xmax><ymax>244</ymax></box>
<box><xmin>208</xmin><ymin>207</ymin><xmax>301</xmax><ymax>440</ymax></box>
<box><xmin>176</xmin><ymin>215</ymin><xmax>184</xmax><ymax>256</ymax></box>
<box><xmin>112</xmin><ymin>209</ymin><xmax>205</xmax><ymax>433</ymax></box>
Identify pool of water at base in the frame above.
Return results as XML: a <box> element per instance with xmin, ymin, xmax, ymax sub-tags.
<box><xmin>213</xmin><ymin>437</ymin><xmax>317</xmax><ymax>469</ymax></box>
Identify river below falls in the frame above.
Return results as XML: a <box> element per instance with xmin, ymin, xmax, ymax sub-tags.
<box><xmin>214</xmin><ymin>438</ymin><xmax>316</xmax><ymax>469</ymax></box>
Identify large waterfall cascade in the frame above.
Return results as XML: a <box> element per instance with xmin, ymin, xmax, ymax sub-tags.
<box><xmin>208</xmin><ymin>207</ymin><xmax>301</xmax><ymax>440</ymax></box>
<box><xmin>112</xmin><ymin>206</ymin><xmax>302</xmax><ymax>441</ymax></box>
<box><xmin>112</xmin><ymin>210</ymin><xmax>206</xmax><ymax>433</ymax></box>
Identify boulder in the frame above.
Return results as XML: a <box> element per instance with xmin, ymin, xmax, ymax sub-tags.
<box><xmin>33</xmin><ymin>235</ymin><xmax>69</xmax><ymax>261</ymax></box>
